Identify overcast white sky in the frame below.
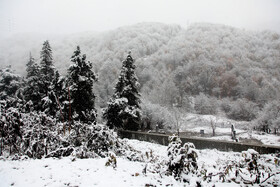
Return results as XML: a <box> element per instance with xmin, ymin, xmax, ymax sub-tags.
<box><xmin>0</xmin><ymin>0</ymin><xmax>280</xmax><ymax>38</ymax></box>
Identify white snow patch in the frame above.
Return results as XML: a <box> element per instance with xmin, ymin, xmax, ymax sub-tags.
<box><xmin>0</xmin><ymin>139</ymin><xmax>279</xmax><ymax>186</ymax></box>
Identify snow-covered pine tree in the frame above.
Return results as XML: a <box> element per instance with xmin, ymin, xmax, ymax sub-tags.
<box><xmin>42</xmin><ymin>70</ymin><xmax>62</xmax><ymax>116</ymax></box>
<box><xmin>39</xmin><ymin>41</ymin><xmax>60</xmax><ymax>116</ymax></box>
<box><xmin>53</xmin><ymin>71</ymin><xmax>67</xmax><ymax>121</ymax></box>
<box><xmin>26</xmin><ymin>53</ymin><xmax>38</xmax><ymax>79</ymax></box>
<box><xmin>118</xmin><ymin>52</ymin><xmax>141</xmax><ymax>107</ymax></box>
<box><xmin>39</xmin><ymin>40</ymin><xmax>55</xmax><ymax>103</ymax></box>
<box><xmin>51</xmin><ymin>70</ymin><xmax>65</xmax><ymax>116</ymax></box>
<box><xmin>40</xmin><ymin>40</ymin><xmax>55</xmax><ymax>87</ymax></box>
<box><xmin>24</xmin><ymin>53</ymin><xmax>41</xmax><ymax>111</ymax></box>
<box><xmin>103</xmin><ymin>52</ymin><xmax>141</xmax><ymax>130</ymax></box>
<box><xmin>65</xmin><ymin>46</ymin><xmax>98</xmax><ymax>123</ymax></box>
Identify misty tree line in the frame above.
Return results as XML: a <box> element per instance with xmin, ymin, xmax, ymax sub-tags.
<box><xmin>133</xmin><ymin>24</ymin><xmax>280</xmax><ymax>132</ymax></box>
<box><xmin>91</xmin><ymin>23</ymin><xmax>279</xmax><ymax>132</ymax></box>
<box><xmin>1</xmin><ymin>23</ymin><xmax>280</xmax><ymax>133</ymax></box>
<box><xmin>0</xmin><ymin>40</ymin><xmax>141</xmax><ymax>131</ymax></box>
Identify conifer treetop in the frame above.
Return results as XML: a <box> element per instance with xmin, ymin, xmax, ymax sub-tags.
<box><xmin>116</xmin><ymin>52</ymin><xmax>140</xmax><ymax>107</ymax></box>
<box><xmin>40</xmin><ymin>40</ymin><xmax>53</xmax><ymax>66</ymax></box>
<box><xmin>26</xmin><ymin>52</ymin><xmax>35</xmax><ymax>67</ymax></box>
<box><xmin>26</xmin><ymin>52</ymin><xmax>38</xmax><ymax>79</ymax></box>
<box><xmin>40</xmin><ymin>40</ymin><xmax>55</xmax><ymax>82</ymax></box>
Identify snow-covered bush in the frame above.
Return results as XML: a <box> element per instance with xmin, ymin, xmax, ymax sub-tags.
<box><xmin>47</xmin><ymin>121</ymin><xmax>122</xmax><ymax>159</ymax></box>
<box><xmin>103</xmin><ymin>97</ymin><xmax>128</xmax><ymax>129</ymax></box>
<box><xmin>167</xmin><ymin>135</ymin><xmax>184</xmax><ymax>179</ymax></box>
<box><xmin>201</xmin><ymin>149</ymin><xmax>280</xmax><ymax>185</ymax></box>
<box><xmin>220</xmin><ymin>98</ymin><xmax>232</xmax><ymax>114</ymax></box>
<box><xmin>0</xmin><ymin>107</ymin><xmax>123</xmax><ymax>159</ymax></box>
<box><xmin>227</xmin><ymin>98</ymin><xmax>259</xmax><ymax>121</ymax></box>
<box><xmin>140</xmin><ymin>99</ymin><xmax>174</xmax><ymax>130</ymax></box>
<box><xmin>105</xmin><ymin>151</ymin><xmax>117</xmax><ymax>168</ymax></box>
<box><xmin>0</xmin><ymin>108</ymin><xmax>62</xmax><ymax>158</ymax></box>
<box><xmin>0</xmin><ymin>107</ymin><xmax>23</xmax><ymax>156</ymax></box>
<box><xmin>254</xmin><ymin>100</ymin><xmax>280</xmax><ymax>133</ymax></box>
<box><xmin>0</xmin><ymin>66</ymin><xmax>22</xmax><ymax>101</ymax></box>
<box><xmin>0</xmin><ymin>67</ymin><xmax>24</xmax><ymax>110</ymax></box>
<box><xmin>212</xmin><ymin>149</ymin><xmax>263</xmax><ymax>184</ymax></box>
<box><xmin>194</xmin><ymin>93</ymin><xmax>217</xmax><ymax>115</ymax></box>
<box><xmin>167</xmin><ymin>135</ymin><xmax>198</xmax><ymax>180</ymax></box>
<box><xmin>68</xmin><ymin>122</ymin><xmax>121</xmax><ymax>158</ymax></box>
<box><xmin>242</xmin><ymin>149</ymin><xmax>260</xmax><ymax>180</ymax></box>
<box><xmin>20</xmin><ymin>112</ymin><xmax>62</xmax><ymax>159</ymax></box>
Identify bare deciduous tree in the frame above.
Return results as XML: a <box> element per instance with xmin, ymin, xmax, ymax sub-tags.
<box><xmin>210</xmin><ymin>117</ymin><xmax>217</xmax><ymax>136</ymax></box>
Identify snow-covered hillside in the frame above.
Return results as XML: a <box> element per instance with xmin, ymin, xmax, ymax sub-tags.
<box><xmin>1</xmin><ymin>139</ymin><xmax>279</xmax><ymax>187</ymax></box>
<box><xmin>1</xmin><ymin>22</ymin><xmax>280</xmax><ymax>131</ymax></box>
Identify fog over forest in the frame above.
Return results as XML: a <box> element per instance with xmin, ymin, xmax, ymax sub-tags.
<box><xmin>0</xmin><ymin>22</ymin><xmax>280</xmax><ymax>130</ymax></box>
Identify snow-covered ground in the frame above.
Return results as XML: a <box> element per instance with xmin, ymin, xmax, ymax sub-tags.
<box><xmin>192</xmin><ymin>131</ymin><xmax>280</xmax><ymax>145</ymax></box>
<box><xmin>239</xmin><ymin>131</ymin><xmax>280</xmax><ymax>145</ymax></box>
<box><xmin>180</xmin><ymin>113</ymin><xmax>249</xmax><ymax>137</ymax></box>
<box><xmin>1</xmin><ymin>139</ymin><xmax>279</xmax><ymax>187</ymax></box>
<box><xmin>0</xmin><ymin>140</ymin><xmax>177</xmax><ymax>187</ymax></box>
<box><xmin>181</xmin><ymin>113</ymin><xmax>250</xmax><ymax>130</ymax></box>
<box><xmin>0</xmin><ymin>156</ymin><xmax>179</xmax><ymax>187</ymax></box>
<box><xmin>180</xmin><ymin>113</ymin><xmax>280</xmax><ymax>146</ymax></box>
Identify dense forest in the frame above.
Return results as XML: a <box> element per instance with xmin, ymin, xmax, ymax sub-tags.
<box><xmin>1</xmin><ymin>22</ymin><xmax>280</xmax><ymax>131</ymax></box>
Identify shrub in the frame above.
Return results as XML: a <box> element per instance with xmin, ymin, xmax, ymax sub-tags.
<box><xmin>194</xmin><ymin>93</ymin><xmax>217</xmax><ymax>115</ymax></box>
<box><xmin>227</xmin><ymin>99</ymin><xmax>259</xmax><ymax>121</ymax></box>
<box><xmin>254</xmin><ymin>100</ymin><xmax>280</xmax><ymax>132</ymax></box>
<box><xmin>141</xmin><ymin>100</ymin><xmax>174</xmax><ymax>130</ymax></box>
<box><xmin>0</xmin><ymin>108</ymin><xmax>122</xmax><ymax>159</ymax></box>
<box><xmin>167</xmin><ymin>135</ymin><xmax>198</xmax><ymax>180</ymax></box>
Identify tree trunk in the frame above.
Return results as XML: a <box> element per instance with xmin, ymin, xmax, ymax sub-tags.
<box><xmin>0</xmin><ymin>138</ymin><xmax>2</xmax><ymax>156</ymax></box>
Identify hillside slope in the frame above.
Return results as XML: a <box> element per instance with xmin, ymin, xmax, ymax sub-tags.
<box><xmin>1</xmin><ymin>22</ymin><xmax>280</xmax><ymax>127</ymax></box>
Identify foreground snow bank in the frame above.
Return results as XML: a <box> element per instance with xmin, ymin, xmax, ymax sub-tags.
<box><xmin>0</xmin><ymin>139</ymin><xmax>279</xmax><ymax>187</ymax></box>
<box><xmin>0</xmin><ymin>157</ymin><xmax>180</xmax><ymax>187</ymax></box>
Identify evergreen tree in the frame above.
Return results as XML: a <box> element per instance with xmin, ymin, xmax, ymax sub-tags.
<box><xmin>42</xmin><ymin>70</ymin><xmax>62</xmax><ymax>116</ymax></box>
<box><xmin>40</xmin><ymin>40</ymin><xmax>55</xmax><ymax>81</ymax></box>
<box><xmin>26</xmin><ymin>53</ymin><xmax>38</xmax><ymax>79</ymax></box>
<box><xmin>52</xmin><ymin>70</ymin><xmax>65</xmax><ymax>106</ymax></box>
<box><xmin>24</xmin><ymin>54</ymin><xmax>41</xmax><ymax>111</ymax></box>
<box><xmin>103</xmin><ymin>52</ymin><xmax>141</xmax><ymax>130</ymax></box>
<box><xmin>39</xmin><ymin>40</ymin><xmax>55</xmax><ymax>96</ymax></box>
<box><xmin>38</xmin><ymin>40</ymin><xmax>61</xmax><ymax>116</ymax></box>
<box><xmin>118</xmin><ymin>52</ymin><xmax>141</xmax><ymax>107</ymax></box>
<box><xmin>65</xmin><ymin>46</ymin><xmax>98</xmax><ymax>123</ymax></box>
<box><xmin>52</xmin><ymin>71</ymin><xmax>66</xmax><ymax>121</ymax></box>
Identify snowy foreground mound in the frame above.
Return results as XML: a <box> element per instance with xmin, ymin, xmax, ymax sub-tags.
<box><xmin>1</xmin><ymin>139</ymin><xmax>280</xmax><ymax>187</ymax></box>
